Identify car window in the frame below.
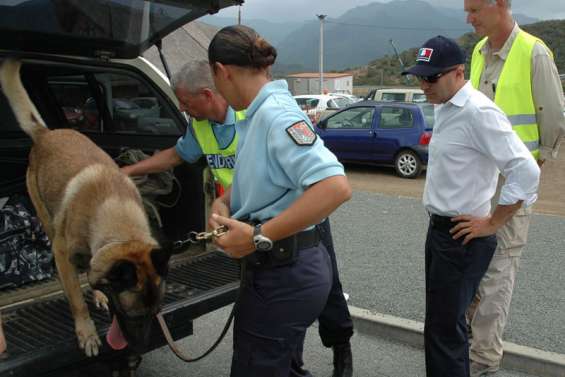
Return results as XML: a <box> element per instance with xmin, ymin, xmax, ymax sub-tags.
<box><xmin>49</xmin><ymin>76</ymin><xmax>101</xmax><ymax>132</ymax></box>
<box><xmin>49</xmin><ymin>73</ymin><xmax>179</xmax><ymax>136</ymax></box>
<box><xmin>331</xmin><ymin>97</ymin><xmax>350</xmax><ymax>108</ymax></box>
<box><xmin>326</xmin><ymin>107</ymin><xmax>375</xmax><ymax>130</ymax></box>
<box><xmin>380</xmin><ymin>93</ymin><xmax>406</xmax><ymax>102</ymax></box>
<box><xmin>412</xmin><ymin>93</ymin><xmax>427</xmax><ymax>103</ymax></box>
<box><xmin>295</xmin><ymin>98</ymin><xmax>319</xmax><ymax>110</ymax></box>
<box><xmin>418</xmin><ymin>103</ymin><xmax>435</xmax><ymax>128</ymax></box>
<box><xmin>379</xmin><ymin>107</ymin><xmax>414</xmax><ymax>129</ymax></box>
<box><xmin>95</xmin><ymin>74</ymin><xmax>178</xmax><ymax>135</ymax></box>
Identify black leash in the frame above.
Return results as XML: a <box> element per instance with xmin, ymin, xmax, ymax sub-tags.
<box><xmin>157</xmin><ymin>260</ymin><xmax>245</xmax><ymax>362</ymax></box>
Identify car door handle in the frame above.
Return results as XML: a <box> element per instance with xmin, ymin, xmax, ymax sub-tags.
<box><xmin>369</xmin><ymin>130</ymin><xmax>376</xmax><ymax>137</ymax></box>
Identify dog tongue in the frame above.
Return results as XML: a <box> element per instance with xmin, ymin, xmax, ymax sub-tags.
<box><xmin>106</xmin><ymin>315</ymin><xmax>128</xmax><ymax>350</ymax></box>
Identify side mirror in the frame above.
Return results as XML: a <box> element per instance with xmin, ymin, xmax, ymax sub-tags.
<box><xmin>317</xmin><ymin>119</ymin><xmax>327</xmax><ymax>129</ymax></box>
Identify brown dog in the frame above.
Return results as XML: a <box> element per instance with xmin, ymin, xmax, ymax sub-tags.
<box><xmin>0</xmin><ymin>59</ymin><xmax>171</xmax><ymax>357</ymax></box>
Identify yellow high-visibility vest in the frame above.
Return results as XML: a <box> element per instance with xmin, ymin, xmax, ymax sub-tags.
<box><xmin>470</xmin><ymin>30</ymin><xmax>550</xmax><ymax>160</ymax></box>
<box><xmin>191</xmin><ymin>110</ymin><xmax>246</xmax><ymax>188</ymax></box>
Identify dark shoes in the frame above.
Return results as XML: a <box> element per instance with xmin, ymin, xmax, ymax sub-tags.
<box><xmin>331</xmin><ymin>343</ymin><xmax>353</xmax><ymax>377</ymax></box>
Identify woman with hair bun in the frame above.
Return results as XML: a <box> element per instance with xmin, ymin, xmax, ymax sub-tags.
<box><xmin>207</xmin><ymin>25</ymin><xmax>352</xmax><ymax>376</ymax></box>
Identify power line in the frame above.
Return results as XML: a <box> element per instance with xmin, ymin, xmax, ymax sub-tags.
<box><xmin>325</xmin><ymin>20</ymin><xmax>470</xmax><ymax>32</ymax></box>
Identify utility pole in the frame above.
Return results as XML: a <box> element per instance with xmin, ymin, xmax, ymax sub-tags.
<box><xmin>389</xmin><ymin>39</ymin><xmax>409</xmax><ymax>85</ymax></box>
<box><xmin>237</xmin><ymin>6</ymin><xmax>241</xmax><ymax>25</ymax></box>
<box><xmin>317</xmin><ymin>14</ymin><xmax>327</xmax><ymax>95</ymax></box>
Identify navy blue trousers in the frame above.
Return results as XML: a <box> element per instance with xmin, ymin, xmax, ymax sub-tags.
<box><xmin>424</xmin><ymin>219</ymin><xmax>496</xmax><ymax>377</ymax></box>
<box><xmin>317</xmin><ymin>218</ymin><xmax>354</xmax><ymax>347</ymax></box>
<box><xmin>230</xmin><ymin>244</ymin><xmax>332</xmax><ymax>377</ymax></box>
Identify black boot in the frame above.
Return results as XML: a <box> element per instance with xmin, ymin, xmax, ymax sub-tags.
<box><xmin>332</xmin><ymin>343</ymin><xmax>353</xmax><ymax>377</ymax></box>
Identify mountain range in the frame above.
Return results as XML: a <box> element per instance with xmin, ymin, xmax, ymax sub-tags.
<box><xmin>203</xmin><ymin>0</ymin><xmax>538</xmax><ymax>74</ymax></box>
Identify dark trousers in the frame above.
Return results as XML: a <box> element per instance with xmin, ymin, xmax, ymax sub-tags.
<box><xmin>424</xmin><ymin>217</ymin><xmax>496</xmax><ymax>377</ymax></box>
<box><xmin>317</xmin><ymin>218</ymin><xmax>354</xmax><ymax>347</ymax></box>
<box><xmin>230</xmin><ymin>244</ymin><xmax>332</xmax><ymax>377</ymax></box>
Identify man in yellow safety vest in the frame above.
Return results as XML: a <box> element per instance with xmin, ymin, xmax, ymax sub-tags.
<box><xmin>122</xmin><ymin>59</ymin><xmax>243</xmax><ymax>191</ymax></box>
<box><xmin>464</xmin><ymin>0</ymin><xmax>565</xmax><ymax>375</ymax></box>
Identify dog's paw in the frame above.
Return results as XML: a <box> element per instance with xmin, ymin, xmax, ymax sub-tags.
<box><xmin>92</xmin><ymin>290</ymin><xmax>109</xmax><ymax>312</ymax></box>
<box><xmin>76</xmin><ymin>318</ymin><xmax>102</xmax><ymax>357</ymax></box>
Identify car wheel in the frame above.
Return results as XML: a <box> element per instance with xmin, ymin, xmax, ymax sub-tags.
<box><xmin>394</xmin><ymin>150</ymin><xmax>422</xmax><ymax>179</ymax></box>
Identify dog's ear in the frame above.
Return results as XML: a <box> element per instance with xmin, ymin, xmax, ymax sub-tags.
<box><xmin>107</xmin><ymin>261</ymin><xmax>138</xmax><ymax>292</ymax></box>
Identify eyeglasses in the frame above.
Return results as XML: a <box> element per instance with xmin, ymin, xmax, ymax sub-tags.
<box><xmin>416</xmin><ymin>67</ymin><xmax>458</xmax><ymax>84</ymax></box>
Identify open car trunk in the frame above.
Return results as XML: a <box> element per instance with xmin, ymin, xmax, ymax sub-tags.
<box><xmin>0</xmin><ymin>56</ymin><xmax>240</xmax><ymax>376</ymax></box>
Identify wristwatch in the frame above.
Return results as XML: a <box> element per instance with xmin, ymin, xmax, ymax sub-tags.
<box><xmin>253</xmin><ymin>224</ymin><xmax>273</xmax><ymax>251</ymax></box>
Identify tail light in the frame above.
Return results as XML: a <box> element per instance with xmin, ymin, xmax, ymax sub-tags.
<box><xmin>419</xmin><ymin>131</ymin><xmax>432</xmax><ymax>145</ymax></box>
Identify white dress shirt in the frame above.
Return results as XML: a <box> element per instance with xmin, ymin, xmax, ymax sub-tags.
<box><xmin>423</xmin><ymin>82</ymin><xmax>540</xmax><ymax>217</ymax></box>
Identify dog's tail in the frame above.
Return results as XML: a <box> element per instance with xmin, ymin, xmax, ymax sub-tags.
<box><xmin>0</xmin><ymin>59</ymin><xmax>48</xmax><ymax>141</ymax></box>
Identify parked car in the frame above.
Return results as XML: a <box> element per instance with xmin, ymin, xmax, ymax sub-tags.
<box><xmin>0</xmin><ymin>0</ymin><xmax>242</xmax><ymax>376</ymax></box>
<box><xmin>294</xmin><ymin>94</ymin><xmax>351</xmax><ymax>123</ymax></box>
<box><xmin>328</xmin><ymin>92</ymin><xmax>361</xmax><ymax>103</ymax></box>
<box><xmin>316</xmin><ymin>101</ymin><xmax>434</xmax><ymax>178</ymax></box>
<box><xmin>365</xmin><ymin>88</ymin><xmax>427</xmax><ymax>103</ymax></box>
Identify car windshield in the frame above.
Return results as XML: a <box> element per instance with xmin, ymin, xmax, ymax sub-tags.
<box><xmin>417</xmin><ymin>103</ymin><xmax>435</xmax><ymax>128</ymax></box>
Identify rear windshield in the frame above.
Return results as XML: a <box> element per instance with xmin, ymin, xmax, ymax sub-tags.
<box><xmin>380</xmin><ymin>93</ymin><xmax>406</xmax><ymax>102</ymax></box>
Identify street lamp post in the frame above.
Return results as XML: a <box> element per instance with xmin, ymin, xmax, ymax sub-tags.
<box><xmin>317</xmin><ymin>14</ymin><xmax>327</xmax><ymax>95</ymax></box>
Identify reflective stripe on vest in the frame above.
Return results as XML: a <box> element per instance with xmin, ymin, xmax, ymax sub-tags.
<box><xmin>470</xmin><ymin>31</ymin><xmax>549</xmax><ymax>160</ymax></box>
<box><xmin>191</xmin><ymin>110</ymin><xmax>246</xmax><ymax>188</ymax></box>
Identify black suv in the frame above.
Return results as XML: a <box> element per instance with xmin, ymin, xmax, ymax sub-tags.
<box><xmin>0</xmin><ymin>1</ymin><xmax>242</xmax><ymax>376</ymax></box>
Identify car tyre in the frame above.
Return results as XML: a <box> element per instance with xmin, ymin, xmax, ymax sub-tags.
<box><xmin>394</xmin><ymin>150</ymin><xmax>422</xmax><ymax>179</ymax></box>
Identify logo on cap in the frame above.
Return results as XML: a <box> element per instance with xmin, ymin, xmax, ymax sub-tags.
<box><xmin>417</xmin><ymin>48</ymin><xmax>434</xmax><ymax>62</ymax></box>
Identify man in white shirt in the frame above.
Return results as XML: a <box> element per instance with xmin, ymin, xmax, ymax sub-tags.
<box><xmin>402</xmin><ymin>36</ymin><xmax>540</xmax><ymax>377</ymax></box>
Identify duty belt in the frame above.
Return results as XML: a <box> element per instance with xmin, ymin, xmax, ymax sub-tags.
<box><xmin>244</xmin><ymin>227</ymin><xmax>321</xmax><ymax>269</ymax></box>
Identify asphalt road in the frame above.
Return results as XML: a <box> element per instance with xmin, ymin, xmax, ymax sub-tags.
<box><xmin>134</xmin><ymin>306</ymin><xmax>537</xmax><ymax>377</ymax></box>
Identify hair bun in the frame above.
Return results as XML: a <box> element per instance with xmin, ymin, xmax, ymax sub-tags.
<box><xmin>251</xmin><ymin>37</ymin><xmax>277</xmax><ymax>68</ymax></box>
<box><xmin>209</xmin><ymin>25</ymin><xmax>277</xmax><ymax>69</ymax></box>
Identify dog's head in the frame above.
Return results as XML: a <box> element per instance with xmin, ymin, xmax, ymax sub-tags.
<box><xmin>88</xmin><ymin>240</ymin><xmax>172</xmax><ymax>352</ymax></box>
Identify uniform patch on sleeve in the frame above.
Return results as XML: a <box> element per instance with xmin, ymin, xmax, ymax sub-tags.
<box><xmin>285</xmin><ymin>121</ymin><xmax>317</xmax><ymax>146</ymax></box>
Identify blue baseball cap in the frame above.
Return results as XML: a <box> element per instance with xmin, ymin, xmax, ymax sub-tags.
<box><xmin>402</xmin><ymin>35</ymin><xmax>466</xmax><ymax>77</ymax></box>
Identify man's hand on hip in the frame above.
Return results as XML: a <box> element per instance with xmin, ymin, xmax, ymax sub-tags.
<box><xmin>449</xmin><ymin>215</ymin><xmax>497</xmax><ymax>245</ymax></box>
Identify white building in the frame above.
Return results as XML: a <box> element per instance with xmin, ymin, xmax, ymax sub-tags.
<box><xmin>286</xmin><ymin>72</ymin><xmax>353</xmax><ymax>96</ymax></box>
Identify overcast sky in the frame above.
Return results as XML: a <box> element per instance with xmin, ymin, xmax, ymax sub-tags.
<box><xmin>217</xmin><ymin>0</ymin><xmax>565</xmax><ymax>22</ymax></box>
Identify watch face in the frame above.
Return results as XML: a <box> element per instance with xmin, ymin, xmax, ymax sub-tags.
<box><xmin>254</xmin><ymin>236</ymin><xmax>273</xmax><ymax>251</ymax></box>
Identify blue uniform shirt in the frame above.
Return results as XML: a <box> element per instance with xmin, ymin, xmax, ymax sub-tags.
<box><xmin>231</xmin><ymin>80</ymin><xmax>344</xmax><ymax>222</ymax></box>
<box><xmin>175</xmin><ymin>108</ymin><xmax>237</xmax><ymax>163</ymax></box>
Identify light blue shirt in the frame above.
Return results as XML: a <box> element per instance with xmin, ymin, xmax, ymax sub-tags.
<box><xmin>231</xmin><ymin>80</ymin><xmax>344</xmax><ymax>222</ymax></box>
<box><xmin>175</xmin><ymin>108</ymin><xmax>237</xmax><ymax>163</ymax></box>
